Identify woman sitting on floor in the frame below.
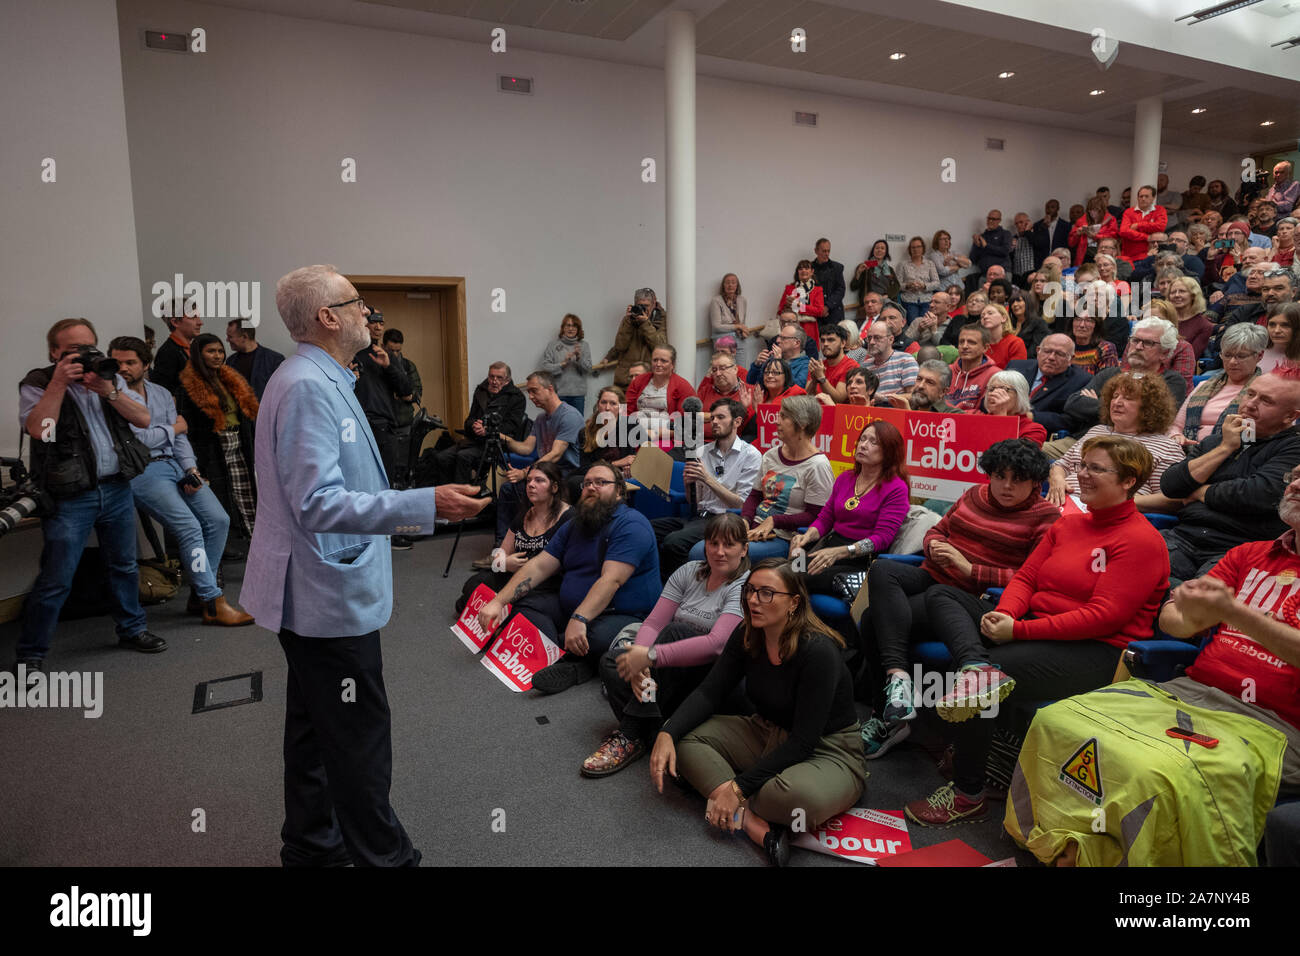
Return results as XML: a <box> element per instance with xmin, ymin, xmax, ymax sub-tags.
<box><xmin>857</xmin><ymin>439</ymin><xmax>1058</xmax><ymax>757</ymax></box>
<box><xmin>457</xmin><ymin>460</ymin><xmax>571</xmax><ymax>614</ymax></box>
<box><xmin>651</xmin><ymin>558</ymin><xmax>866</xmax><ymax>867</ymax></box>
<box><xmin>581</xmin><ymin>514</ymin><xmax>750</xmax><ymax>778</ymax></box>
<box><xmin>787</xmin><ymin>420</ymin><xmax>909</xmax><ymax>600</ymax></box>
<box><xmin>904</xmin><ymin>436</ymin><xmax>1169</xmax><ymax>828</ymax></box>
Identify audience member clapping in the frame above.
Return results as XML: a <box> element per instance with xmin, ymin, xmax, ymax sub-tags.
<box><xmin>946</xmin><ymin>324</ymin><xmax>1001</xmax><ymax>411</ymax></box>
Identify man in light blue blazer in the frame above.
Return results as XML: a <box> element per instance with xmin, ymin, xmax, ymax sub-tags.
<box><xmin>244</xmin><ymin>264</ymin><xmax>486</xmax><ymax>866</ymax></box>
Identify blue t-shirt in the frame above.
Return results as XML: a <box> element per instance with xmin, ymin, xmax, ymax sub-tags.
<box><xmin>544</xmin><ymin>504</ymin><xmax>660</xmax><ymax>617</ymax></box>
<box><xmin>535</xmin><ymin>402</ymin><xmax>584</xmax><ymax>470</ymax></box>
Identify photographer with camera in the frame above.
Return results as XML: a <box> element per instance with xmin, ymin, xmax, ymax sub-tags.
<box><xmin>593</xmin><ymin>288</ymin><xmax>667</xmax><ymax>388</ymax></box>
<box><xmin>430</xmin><ymin>361</ymin><xmax>526</xmax><ymax>487</ymax></box>
<box><xmin>108</xmin><ymin>336</ymin><xmax>253</xmax><ymax>626</ymax></box>
<box><xmin>13</xmin><ymin>319</ymin><xmax>164</xmax><ymax>674</ymax></box>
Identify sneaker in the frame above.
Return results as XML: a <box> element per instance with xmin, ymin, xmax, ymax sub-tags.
<box><xmin>391</xmin><ymin>535</ymin><xmax>414</xmax><ymax>550</ymax></box>
<box><xmin>881</xmin><ymin>673</ymin><xmax>916</xmax><ymax>724</ymax></box>
<box><xmin>861</xmin><ymin>716</ymin><xmax>911</xmax><ymax>760</ymax></box>
<box><xmin>580</xmin><ymin>730</ymin><xmax>646</xmax><ymax>777</ymax></box>
<box><xmin>936</xmin><ymin>664</ymin><xmax>1015</xmax><ymax>724</ymax></box>
<box><xmin>531</xmin><ymin>659</ymin><xmax>593</xmax><ymax>695</ymax></box>
<box><xmin>904</xmin><ymin>782</ymin><xmax>988</xmax><ymax>828</ymax></box>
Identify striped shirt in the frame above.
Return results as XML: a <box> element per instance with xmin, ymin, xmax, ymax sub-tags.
<box><xmin>863</xmin><ymin>350</ymin><xmax>918</xmax><ymax>395</ymax></box>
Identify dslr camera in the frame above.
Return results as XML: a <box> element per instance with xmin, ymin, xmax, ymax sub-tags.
<box><xmin>69</xmin><ymin>346</ymin><xmax>120</xmax><ymax>378</ymax></box>
<box><xmin>481</xmin><ymin>407</ymin><xmax>502</xmax><ymax>436</ymax></box>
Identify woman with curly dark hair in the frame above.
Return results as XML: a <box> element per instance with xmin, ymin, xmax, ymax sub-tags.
<box><xmin>1047</xmin><ymin>371</ymin><xmax>1183</xmax><ymax>512</ymax></box>
<box><xmin>176</xmin><ymin>332</ymin><xmax>258</xmax><ymax>539</ymax></box>
<box><xmin>857</xmin><ymin>439</ymin><xmax>1059</xmax><ymax>757</ymax></box>
<box><xmin>651</xmin><ymin>558</ymin><xmax>865</xmax><ymax>866</ymax></box>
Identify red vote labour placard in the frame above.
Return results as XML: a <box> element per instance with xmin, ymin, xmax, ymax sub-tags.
<box><xmin>451</xmin><ymin>583</ymin><xmax>507</xmax><ymax>652</ymax></box>
<box><xmin>756</xmin><ymin>404</ymin><xmax>1017</xmax><ymax>500</ymax></box>
<box><xmin>481</xmin><ymin>613</ymin><xmax>565</xmax><ymax>692</ymax></box>
<box><xmin>793</xmin><ymin>807</ymin><xmax>912</xmax><ymax>864</ymax></box>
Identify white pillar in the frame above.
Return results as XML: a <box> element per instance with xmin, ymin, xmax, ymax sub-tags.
<box><xmin>1130</xmin><ymin>96</ymin><xmax>1163</xmax><ymax>207</ymax></box>
<box><xmin>664</xmin><ymin>10</ymin><xmax>697</xmax><ymax>382</ymax></box>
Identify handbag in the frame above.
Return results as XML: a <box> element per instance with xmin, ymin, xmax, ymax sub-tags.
<box><xmin>138</xmin><ymin>557</ymin><xmax>182</xmax><ymax>605</ymax></box>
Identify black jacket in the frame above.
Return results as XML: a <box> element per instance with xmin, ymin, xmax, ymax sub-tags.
<box><xmin>352</xmin><ymin>345</ymin><xmax>410</xmax><ymax>426</ymax></box>
<box><xmin>1160</xmin><ymin>426</ymin><xmax>1300</xmax><ymax>546</ymax></box>
<box><xmin>1031</xmin><ymin>219</ymin><xmax>1070</xmax><ymax>268</ymax></box>
<box><xmin>464</xmin><ymin>379</ymin><xmax>527</xmax><ymax>442</ymax></box>
<box><xmin>1005</xmin><ymin>360</ymin><xmax>1090</xmax><ymax>435</ymax></box>
<box><xmin>970</xmin><ymin>227</ymin><xmax>1013</xmax><ymax>273</ymax></box>
<box><xmin>813</xmin><ymin>259</ymin><xmax>846</xmax><ymax>326</ymax></box>
<box><xmin>150</xmin><ymin>337</ymin><xmax>189</xmax><ymax>396</ymax></box>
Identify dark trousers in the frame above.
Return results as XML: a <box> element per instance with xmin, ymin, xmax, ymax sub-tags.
<box><xmin>1265</xmin><ymin>802</ymin><xmax>1300</xmax><ymax>867</ymax></box>
<box><xmin>495</xmin><ymin>479</ymin><xmax>526</xmax><ymax>545</ymax></box>
<box><xmin>600</xmin><ymin>621</ymin><xmax>715</xmax><ymax>743</ymax></box>
<box><xmin>803</xmin><ymin>532</ymin><xmax>872</xmax><ymax>595</ymax></box>
<box><xmin>859</xmin><ymin>560</ymin><xmax>943</xmax><ymax>708</ymax></box>
<box><xmin>278</xmin><ymin>628</ymin><xmax>419</xmax><ymax>867</ymax></box>
<box><xmin>652</xmin><ymin>515</ymin><xmax>710</xmax><ymax>582</ymax></box>
<box><xmin>921</xmin><ymin>589</ymin><xmax>1121</xmax><ymax>795</ymax></box>
<box><xmin>367</xmin><ymin>418</ymin><xmax>399</xmax><ymax>487</ymax></box>
<box><xmin>436</xmin><ymin>440</ymin><xmax>488</xmax><ymax>486</ymax></box>
<box><xmin>393</xmin><ymin>423</ymin><xmax>412</xmax><ymax>486</ymax></box>
<box><xmin>1162</xmin><ymin>525</ymin><xmax>1231</xmax><ymax>585</ymax></box>
<box><xmin>507</xmin><ymin>591</ymin><xmax>641</xmax><ymax>668</ymax></box>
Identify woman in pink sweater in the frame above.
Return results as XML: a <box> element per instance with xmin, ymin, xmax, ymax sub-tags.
<box><xmin>904</xmin><ymin>435</ymin><xmax>1170</xmax><ymax>828</ymax></box>
<box><xmin>788</xmin><ymin>420</ymin><xmax>909</xmax><ymax>599</ymax></box>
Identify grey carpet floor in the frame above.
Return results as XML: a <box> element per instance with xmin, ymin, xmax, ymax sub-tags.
<box><xmin>0</xmin><ymin>526</ymin><xmax>1034</xmax><ymax>867</ymax></box>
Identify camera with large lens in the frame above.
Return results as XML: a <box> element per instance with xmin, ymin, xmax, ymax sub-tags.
<box><xmin>481</xmin><ymin>408</ymin><xmax>502</xmax><ymax>436</ymax></box>
<box><xmin>0</xmin><ymin>457</ymin><xmax>51</xmax><ymax>539</ymax></box>
<box><xmin>70</xmin><ymin>346</ymin><xmax>120</xmax><ymax>378</ymax></box>
<box><xmin>629</xmin><ymin>303</ymin><xmax>646</xmax><ymax>318</ymax></box>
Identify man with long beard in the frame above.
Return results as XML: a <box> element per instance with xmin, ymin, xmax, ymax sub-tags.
<box><xmin>478</xmin><ymin>462</ymin><xmax>660</xmax><ymax>695</ymax></box>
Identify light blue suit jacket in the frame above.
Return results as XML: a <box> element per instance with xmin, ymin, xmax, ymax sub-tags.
<box><xmin>243</xmin><ymin>343</ymin><xmax>438</xmax><ymax>637</ymax></box>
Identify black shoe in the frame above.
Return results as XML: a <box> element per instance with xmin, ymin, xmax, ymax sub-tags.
<box><xmin>13</xmin><ymin>657</ymin><xmax>44</xmax><ymax>682</ymax></box>
<box><xmin>531</xmin><ymin>659</ymin><xmax>594</xmax><ymax>695</ymax></box>
<box><xmin>763</xmin><ymin>825</ymin><xmax>791</xmax><ymax>868</ymax></box>
<box><xmin>391</xmin><ymin>535</ymin><xmax>414</xmax><ymax>550</ymax></box>
<box><xmin>119</xmin><ymin>631</ymin><xmax>168</xmax><ymax>653</ymax></box>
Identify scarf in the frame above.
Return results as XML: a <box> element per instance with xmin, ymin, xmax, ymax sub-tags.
<box><xmin>179</xmin><ymin>363</ymin><xmax>259</xmax><ymax>432</ymax></box>
<box><xmin>1182</xmin><ymin>368</ymin><xmax>1259</xmax><ymax>440</ymax></box>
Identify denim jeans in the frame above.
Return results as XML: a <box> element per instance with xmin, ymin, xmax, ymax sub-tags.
<box><xmin>903</xmin><ymin>299</ymin><xmax>930</xmax><ymax>321</ymax></box>
<box><xmin>561</xmin><ymin>394</ymin><xmax>585</xmax><ymax>415</ymax></box>
<box><xmin>18</xmin><ymin>478</ymin><xmax>147</xmax><ymax>660</ymax></box>
<box><xmin>131</xmin><ymin>457</ymin><xmax>230</xmax><ymax>601</ymax></box>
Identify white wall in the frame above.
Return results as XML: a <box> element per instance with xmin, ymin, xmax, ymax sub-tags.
<box><xmin>111</xmin><ymin>0</ymin><xmax>1241</xmax><ymax>412</ymax></box>
<box><xmin>0</xmin><ymin>0</ymin><xmax>144</xmax><ymax>459</ymax></box>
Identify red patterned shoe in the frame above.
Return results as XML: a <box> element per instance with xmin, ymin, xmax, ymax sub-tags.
<box><xmin>904</xmin><ymin>782</ymin><xmax>988</xmax><ymax>828</ymax></box>
<box><xmin>936</xmin><ymin>665</ymin><xmax>1015</xmax><ymax>723</ymax></box>
<box><xmin>580</xmin><ymin>731</ymin><xmax>646</xmax><ymax>778</ymax></box>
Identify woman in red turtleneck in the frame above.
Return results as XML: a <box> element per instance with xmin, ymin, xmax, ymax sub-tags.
<box><xmin>903</xmin><ymin>434</ymin><xmax>1170</xmax><ymax>828</ymax></box>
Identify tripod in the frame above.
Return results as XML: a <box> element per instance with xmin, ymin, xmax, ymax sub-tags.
<box><xmin>442</xmin><ymin>429</ymin><xmax>507</xmax><ymax>577</ymax></box>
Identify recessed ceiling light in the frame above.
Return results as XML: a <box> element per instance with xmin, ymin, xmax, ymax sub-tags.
<box><xmin>998</xmin><ymin>71</ymin><xmax>1015</xmax><ymax>78</ymax></box>
<box><xmin>889</xmin><ymin>52</ymin><xmax>906</xmax><ymax>60</ymax></box>
<box><xmin>1191</xmin><ymin>107</ymin><xmax>1207</xmax><ymax>114</ymax></box>
<box><xmin>1089</xmin><ymin>89</ymin><xmax>1106</xmax><ymax>95</ymax></box>
<box><xmin>1262</xmin><ymin>120</ymin><xmax>1276</xmax><ymax>126</ymax></box>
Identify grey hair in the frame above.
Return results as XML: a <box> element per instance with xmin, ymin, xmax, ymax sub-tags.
<box><xmin>276</xmin><ymin>264</ymin><xmax>344</xmax><ymax>343</ymax></box>
<box><xmin>986</xmin><ymin>370</ymin><xmax>1032</xmax><ymax>415</ymax></box>
<box><xmin>1188</xmin><ymin>223</ymin><xmax>1212</xmax><ymax>242</ymax></box>
<box><xmin>780</xmin><ymin>394</ymin><xmax>823</xmax><ymax>437</ymax></box>
<box><xmin>1279</xmin><ymin>217</ymin><xmax>1298</xmax><ymax>228</ymax></box>
<box><xmin>779</xmin><ymin>322</ymin><xmax>807</xmax><ymax>345</ymax></box>
<box><xmin>489</xmin><ymin>360</ymin><xmax>513</xmax><ymax>379</ymax></box>
<box><xmin>1131</xmin><ymin>316</ymin><xmax>1178</xmax><ymax>354</ymax></box>
<box><xmin>919</xmin><ymin>358</ymin><xmax>951</xmax><ymax>389</ymax></box>
<box><xmin>1220</xmin><ymin>322</ymin><xmax>1269</xmax><ymax>354</ymax></box>
<box><xmin>634</xmin><ymin>287</ymin><xmax>657</xmax><ymax>304</ymax></box>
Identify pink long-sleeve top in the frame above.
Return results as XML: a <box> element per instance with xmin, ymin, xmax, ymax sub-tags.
<box><xmin>809</xmin><ymin>472</ymin><xmax>910</xmax><ymax>554</ymax></box>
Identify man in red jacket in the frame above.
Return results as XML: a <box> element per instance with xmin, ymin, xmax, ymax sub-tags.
<box><xmin>1118</xmin><ymin>184</ymin><xmax>1168</xmax><ymax>263</ymax></box>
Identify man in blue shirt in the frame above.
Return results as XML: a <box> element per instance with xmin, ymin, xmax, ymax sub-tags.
<box><xmin>243</xmin><ymin>264</ymin><xmax>487</xmax><ymax>866</ymax></box>
<box><xmin>109</xmin><ymin>335</ymin><xmax>252</xmax><ymax>627</ymax></box>
<box><xmin>492</xmin><ymin>369</ymin><xmax>584</xmax><ymax>546</ymax></box>
<box><xmin>15</xmin><ymin>319</ymin><xmax>161</xmax><ymax>672</ymax></box>
<box><xmin>746</xmin><ymin>322</ymin><xmax>810</xmax><ymax>390</ymax></box>
<box><xmin>478</xmin><ymin>462</ymin><xmax>659</xmax><ymax>695</ymax></box>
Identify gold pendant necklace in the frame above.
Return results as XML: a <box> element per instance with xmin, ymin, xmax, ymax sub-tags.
<box><xmin>844</xmin><ymin>477</ymin><xmax>876</xmax><ymax>511</ymax></box>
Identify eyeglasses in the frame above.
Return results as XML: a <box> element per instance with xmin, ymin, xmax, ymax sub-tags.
<box><xmin>743</xmin><ymin>584</ymin><xmax>796</xmax><ymax>604</ymax></box>
<box><xmin>1129</xmin><ymin>337</ymin><xmax>1163</xmax><ymax>349</ymax></box>
<box><xmin>1221</xmin><ymin>352</ymin><xmax>1260</xmax><ymax>361</ymax></box>
<box><xmin>1070</xmin><ymin>462</ymin><xmax>1118</xmax><ymax>476</ymax></box>
<box><xmin>581</xmin><ymin>478</ymin><xmax>616</xmax><ymax>489</ymax></box>
<box><xmin>327</xmin><ymin>296</ymin><xmax>367</xmax><ymax>314</ymax></box>
<box><xmin>710</xmin><ymin>364</ymin><xmax>736</xmax><ymax>373</ymax></box>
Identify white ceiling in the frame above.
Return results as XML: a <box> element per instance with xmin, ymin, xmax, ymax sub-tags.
<box><xmin>199</xmin><ymin>0</ymin><xmax>1300</xmax><ymax>152</ymax></box>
